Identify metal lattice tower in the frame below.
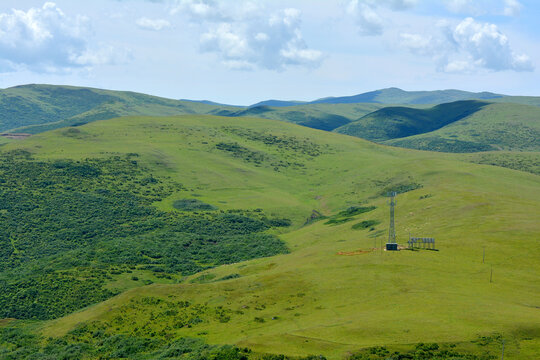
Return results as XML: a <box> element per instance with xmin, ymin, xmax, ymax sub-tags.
<box><xmin>388</xmin><ymin>191</ymin><xmax>396</xmax><ymax>244</ymax></box>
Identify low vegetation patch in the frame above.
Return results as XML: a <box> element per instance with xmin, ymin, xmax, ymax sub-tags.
<box><xmin>348</xmin><ymin>340</ymin><xmax>502</xmax><ymax>360</ymax></box>
<box><xmin>304</xmin><ymin>209</ymin><xmax>327</xmax><ymax>225</ymax></box>
<box><xmin>215</xmin><ymin>142</ymin><xmax>305</xmax><ymax>171</ymax></box>
<box><xmin>387</xmin><ymin>136</ymin><xmax>496</xmax><ymax>153</ymax></box>
<box><xmin>381</xmin><ymin>182</ymin><xmax>423</xmax><ymax>196</ymax></box>
<box><xmin>338</xmin><ymin>206</ymin><xmax>376</xmax><ymax>217</ymax></box>
<box><xmin>222</xmin><ymin>126</ymin><xmax>326</xmax><ymax>157</ymax></box>
<box><xmin>352</xmin><ymin>220</ymin><xmax>380</xmax><ymax>230</ymax></box>
<box><xmin>0</xmin><ymin>152</ymin><xmax>288</xmax><ymax>320</ymax></box>
<box><xmin>325</xmin><ymin>206</ymin><xmax>376</xmax><ymax>226</ymax></box>
<box><xmin>173</xmin><ymin>198</ymin><xmax>217</xmax><ymax>211</ymax></box>
<box><xmin>466</xmin><ymin>152</ymin><xmax>540</xmax><ymax>175</ymax></box>
<box><xmin>0</xmin><ymin>322</ymin><xmax>326</xmax><ymax>360</ymax></box>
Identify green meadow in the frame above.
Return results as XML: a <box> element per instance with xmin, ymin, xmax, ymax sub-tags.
<box><xmin>384</xmin><ymin>103</ymin><xmax>540</xmax><ymax>152</ymax></box>
<box><xmin>0</xmin><ymin>114</ymin><xmax>539</xmax><ymax>359</ymax></box>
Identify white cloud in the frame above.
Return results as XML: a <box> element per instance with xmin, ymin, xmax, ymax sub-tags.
<box><xmin>400</xmin><ymin>17</ymin><xmax>534</xmax><ymax>73</ymax></box>
<box><xmin>0</xmin><ymin>2</ymin><xmax>128</xmax><ymax>73</ymax></box>
<box><xmin>503</xmin><ymin>0</ymin><xmax>522</xmax><ymax>16</ymax></box>
<box><xmin>170</xmin><ymin>0</ymin><xmax>225</xmax><ymax>21</ymax></box>
<box><xmin>177</xmin><ymin>2</ymin><xmax>321</xmax><ymax>71</ymax></box>
<box><xmin>347</xmin><ymin>1</ymin><xmax>383</xmax><ymax>36</ymax></box>
<box><xmin>136</xmin><ymin>17</ymin><xmax>171</xmax><ymax>31</ymax></box>
<box><xmin>399</xmin><ymin>33</ymin><xmax>434</xmax><ymax>55</ymax></box>
<box><xmin>70</xmin><ymin>45</ymin><xmax>133</xmax><ymax>66</ymax></box>
<box><xmin>346</xmin><ymin>0</ymin><xmax>417</xmax><ymax>36</ymax></box>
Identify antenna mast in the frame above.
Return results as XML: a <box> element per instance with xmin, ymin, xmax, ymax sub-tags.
<box><xmin>386</xmin><ymin>192</ymin><xmax>398</xmax><ymax>251</ymax></box>
<box><xmin>388</xmin><ymin>191</ymin><xmax>396</xmax><ymax>244</ymax></box>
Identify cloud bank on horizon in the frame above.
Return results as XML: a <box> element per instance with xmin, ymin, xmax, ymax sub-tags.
<box><xmin>0</xmin><ymin>0</ymin><xmax>537</xmax><ymax>102</ymax></box>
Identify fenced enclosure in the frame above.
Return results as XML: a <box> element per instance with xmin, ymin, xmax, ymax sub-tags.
<box><xmin>408</xmin><ymin>236</ymin><xmax>436</xmax><ymax>250</ymax></box>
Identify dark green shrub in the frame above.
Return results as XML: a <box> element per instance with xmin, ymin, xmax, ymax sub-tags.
<box><xmin>173</xmin><ymin>198</ymin><xmax>217</xmax><ymax>211</ymax></box>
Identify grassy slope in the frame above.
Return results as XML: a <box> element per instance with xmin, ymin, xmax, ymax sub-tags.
<box><xmin>385</xmin><ymin>103</ymin><xmax>540</xmax><ymax>152</ymax></box>
<box><xmin>4</xmin><ymin>115</ymin><xmax>538</xmax><ymax>359</ymax></box>
<box><xmin>0</xmin><ymin>137</ymin><xmax>12</xmax><ymax>146</ymax></box>
<box><xmin>0</xmin><ymin>84</ymin><xmax>389</xmax><ymax>134</ymax></box>
<box><xmin>0</xmin><ymin>84</ymin><xmax>239</xmax><ymax>133</ymax></box>
<box><xmin>461</xmin><ymin>151</ymin><xmax>540</xmax><ymax>175</ymax></box>
<box><xmin>334</xmin><ymin>101</ymin><xmax>489</xmax><ymax>142</ymax></box>
<box><xmin>212</xmin><ymin>103</ymin><xmax>391</xmax><ymax>131</ymax></box>
<box><xmin>492</xmin><ymin>96</ymin><xmax>540</xmax><ymax>107</ymax></box>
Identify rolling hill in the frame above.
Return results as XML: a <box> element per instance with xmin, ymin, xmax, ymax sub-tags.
<box><xmin>334</xmin><ymin>100</ymin><xmax>489</xmax><ymax>142</ymax></box>
<box><xmin>0</xmin><ymin>114</ymin><xmax>538</xmax><ymax>359</ymax></box>
<box><xmin>384</xmin><ymin>103</ymin><xmax>540</xmax><ymax>152</ymax></box>
<box><xmin>2</xmin><ymin>85</ymin><xmax>539</xmax><ymax>156</ymax></box>
<box><xmin>214</xmin><ymin>103</ymin><xmax>387</xmax><ymax>131</ymax></box>
<box><xmin>0</xmin><ymin>84</ymin><xmax>239</xmax><ymax>134</ymax></box>
<box><xmin>0</xmin><ymin>84</ymin><xmax>385</xmax><ymax>134</ymax></box>
<box><xmin>335</xmin><ymin>101</ymin><xmax>540</xmax><ymax>152</ymax></box>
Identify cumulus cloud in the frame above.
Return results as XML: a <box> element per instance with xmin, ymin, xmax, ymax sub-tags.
<box><xmin>173</xmin><ymin>1</ymin><xmax>321</xmax><ymax>71</ymax></box>
<box><xmin>346</xmin><ymin>1</ymin><xmax>383</xmax><ymax>36</ymax></box>
<box><xmin>346</xmin><ymin>0</ymin><xmax>417</xmax><ymax>36</ymax></box>
<box><xmin>400</xmin><ymin>17</ymin><xmax>534</xmax><ymax>73</ymax></box>
<box><xmin>0</xmin><ymin>2</ymin><xmax>129</xmax><ymax>73</ymax></box>
<box><xmin>136</xmin><ymin>17</ymin><xmax>171</xmax><ymax>31</ymax></box>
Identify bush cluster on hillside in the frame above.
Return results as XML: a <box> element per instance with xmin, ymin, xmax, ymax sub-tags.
<box><xmin>0</xmin><ymin>326</ymin><xmax>327</xmax><ymax>360</ymax></box>
<box><xmin>0</xmin><ymin>151</ymin><xmax>288</xmax><ymax>320</ymax></box>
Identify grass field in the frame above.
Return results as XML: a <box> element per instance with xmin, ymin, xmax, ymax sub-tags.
<box><xmin>334</xmin><ymin>100</ymin><xmax>489</xmax><ymax>143</ymax></box>
<box><xmin>384</xmin><ymin>103</ymin><xmax>540</xmax><ymax>152</ymax></box>
<box><xmin>1</xmin><ymin>115</ymin><xmax>539</xmax><ymax>359</ymax></box>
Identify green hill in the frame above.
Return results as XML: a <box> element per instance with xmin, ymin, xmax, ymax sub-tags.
<box><xmin>0</xmin><ymin>84</ymin><xmax>387</xmax><ymax>134</ymax></box>
<box><xmin>334</xmin><ymin>100</ymin><xmax>489</xmax><ymax>141</ymax></box>
<box><xmin>492</xmin><ymin>96</ymin><xmax>540</xmax><ymax>107</ymax></box>
<box><xmin>0</xmin><ymin>84</ymin><xmax>239</xmax><ymax>133</ymax></box>
<box><xmin>2</xmin><ymin>85</ymin><xmax>539</xmax><ymax>154</ymax></box>
<box><xmin>383</xmin><ymin>103</ymin><xmax>540</xmax><ymax>152</ymax></box>
<box><xmin>335</xmin><ymin>101</ymin><xmax>540</xmax><ymax>153</ymax></box>
<box><xmin>216</xmin><ymin>103</ymin><xmax>386</xmax><ymax>131</ymax></box>
<box><xmin>0</xmin><ymin>115</ymin><xmax>538</xmax><ymax>359</ymax></box>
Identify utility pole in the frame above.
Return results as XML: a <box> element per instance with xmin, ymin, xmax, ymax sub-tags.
<box><xmin>501</xmin><ymin>339</ymin><xmax>505</xmax><ymax>360</ymax></box>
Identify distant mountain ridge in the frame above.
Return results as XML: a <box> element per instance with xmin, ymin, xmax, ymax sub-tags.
<box><xmin>310</xmin><ymin>87</ymin><xmax>504</xmax><ymax>105</ymax></box>
<box><xmin>188</xmin><ymin>87</ymin><xmax>507</xmax><ymax>107</ymax></box>
<box><xmin>245</xmin><ymin>87</ymin><xmax>505</xmax><ymax>107</ymax></box>
<box><xmin>249</xmin><ymin>99</ymin><xmax>307</xmax><ymax>107</ymax></box>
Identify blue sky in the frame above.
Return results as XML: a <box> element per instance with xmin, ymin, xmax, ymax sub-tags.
<box><xmin>0</xmin><ymin>0</ymin><xmax>538</xmax><ymax>105</ymax></box>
